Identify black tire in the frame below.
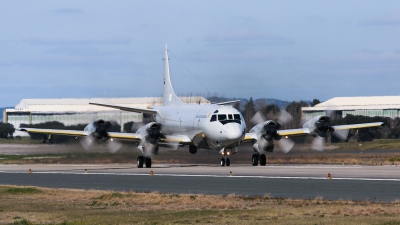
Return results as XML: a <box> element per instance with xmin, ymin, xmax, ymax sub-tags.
<box><xmin>145</xmin><ymin>157</ymin><xmax>152</xmax><ymax>168</ymax></box>
<box><xmin>252</xmin><ymin>154</ymin><xmax>259</xmax><ymax>166</ymax></box>
<box><xmin>189</xmin><ymin>145</ymin><xmax>197</xmax><ymax>154</ymax></box>
<box><xmin>260</xmin><ymin>154</ymin><xmax>267</xmax><ymax>166</ymax></box>
<box><xmin>137</xmin><ymin>156</ymin><xmax>144</xmax><ymax>168</ymax></box>
<box><xmin>226</xmin><ymin>158</ymin><xmax>230</xmax><ymax>166</ymax></box>
<box><xmin>220</xmin><ymin>158</ymin><xmax>225</xmax><ymax>166</ymax></box>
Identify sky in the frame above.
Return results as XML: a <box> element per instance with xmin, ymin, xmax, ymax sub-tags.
<box><xmin>1</xmin><ymin>1</ymin><xmax>400</xmax><ymax>107</ymax></box>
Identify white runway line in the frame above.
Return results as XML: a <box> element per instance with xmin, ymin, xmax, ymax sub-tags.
<box><xmin>1</xmin><ymin>170</ymin><xmax>400</xmax><ymax>182</ymax></box>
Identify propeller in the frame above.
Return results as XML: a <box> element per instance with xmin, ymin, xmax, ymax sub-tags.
<box><xmin>311</xmin><ymin>136</ymin><xmax>325</xmax><ymax>151</ymax></box>
<box><xmin>279</xmin><ymin>137</ymin><xmax>295</xmax><ymax>153</ymax></box>
<box><xmin>107</xmin><ymin>138</ymin><xmax>123</xmax><ymax>153</ymax></box>
<box><xmin>304</xmin><ymin>116</ymin><xmax>350</xmax><ymax>151</ymax></box>
<box><xmin>78</xmin><ymin>119</ymin><xmax>124</xmax><ymax>153</ymax></box>
<box><xmin>136</xmin><ymin>122</ymin><xmax>165</xmax><ymax>157</ymax></box>
<box><xmin>79</xmin><ymin>134</ymin><xmax>94</xmax><ymax>151</ymax></box>
<box><xmin>250</xmin><ymin>110</ymin><xmax>295</xmax><ymax>153</ymax></box>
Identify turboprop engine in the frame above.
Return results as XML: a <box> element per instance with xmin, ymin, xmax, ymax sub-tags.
<box><xmin>249</xmin><ymin>110</ymin><xmax>295</xmax><ymax>154</ymax></box>
<box><xmin>302</xmin><ymin>115</ymin><xmax>349</xmax><ymax>151</ymax></box>
<box><xmin>303</xmin><ymin>116</ymin><xmax>334</xmax><ymax>138</ymax></box>
<box><xmin>84</xmin><ymin>119</ymin><xmax>113</xmax><ymax>141</ymax></box>
<box><xmin>79</xmin><ymin>119</ymin><xmax>123</xmax><ymax>152</ymax></box>
<box><xmin>249</xmin><ymin>120</ymin><xmax>282</xmax><ymax>153</ymax></box>
<box><xmin>136</xmin><ymin>122</ymin><xmax>165</xmax><ymax>155</ymax></box>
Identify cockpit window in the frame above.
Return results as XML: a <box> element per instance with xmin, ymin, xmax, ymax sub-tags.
<box><xmin>210</xmin><ymin>113</ymin><xmax>242</xmax><ymax>125</ymax></box>
<box><xmin>218</xmin><ymin>114</ymin><xmax>227</xmax><ymax>121</ymax></box>
<box><xmin>213</xmin><ymin>113</ymin><xmax>242</xmax><ymax>125</ymax></box>
<box><xmin>210</xmin><ymin>114</ymin><xmax>216</xmax><ymax>122</ymax></box>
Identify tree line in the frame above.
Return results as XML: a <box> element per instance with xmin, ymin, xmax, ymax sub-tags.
<box><xmin>0</xmin><ymin>123</ymin><xmax>15</xmax><ymax>138</ymax></box>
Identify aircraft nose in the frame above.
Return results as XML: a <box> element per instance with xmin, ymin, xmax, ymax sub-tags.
<box><xmin>226</xmin><ymin>124</ymin><xmax>243</xmax><ymax>140</ymax></box>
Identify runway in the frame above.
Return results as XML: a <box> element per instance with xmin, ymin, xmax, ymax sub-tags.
<box><xmin>0</xmin><ymin>164</ymin><xmax>399</xmax><ymax>201</ymax></box>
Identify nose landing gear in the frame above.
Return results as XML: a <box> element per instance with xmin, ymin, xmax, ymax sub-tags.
<box><xmin>220</xmin><ymin>150</ymin><xmax>230</xmax><ymax>166</ymax></box>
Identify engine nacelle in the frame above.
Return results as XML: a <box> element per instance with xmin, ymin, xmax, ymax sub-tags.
<box><xmin>84</xmin><ymin>119</ymin><xmax>112</xmax><ymax>141</ymax></box>
<box><xmin>249</xmin><ymin>120</ymin><xmax>281</xmax><ymax>153</ymax></box>
<box><xmin>136</xmin><ymin>122</ymin><xmax>164</xmax><ymax>154</ymax></box>
<box><xmin>303</xmin><ymin>116</ymin><xmax>334</xmax><ymax>138</ymax></box>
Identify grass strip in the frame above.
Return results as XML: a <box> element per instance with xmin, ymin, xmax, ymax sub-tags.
<box><xmin>0</xmin><ymin>185</ymin><xmax>400</xmax><ymax>224</ymax></box>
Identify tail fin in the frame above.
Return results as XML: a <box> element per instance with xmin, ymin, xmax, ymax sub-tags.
<box><xmin>163</xmin><ymin>45</ymin><xmax>183</xmax><ymax>106</ymax></box>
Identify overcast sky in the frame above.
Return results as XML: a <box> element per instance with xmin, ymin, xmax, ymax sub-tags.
<box><xmin>1</xmin><ymin>1</ymin><xmax>400</xmax><ymax>107</ymax></box>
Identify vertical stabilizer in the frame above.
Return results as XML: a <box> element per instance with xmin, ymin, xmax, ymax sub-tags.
<box><xmin>163</xmin><ymin>45</ymin><xmax>184</xmax><ymax>106</ymax></box>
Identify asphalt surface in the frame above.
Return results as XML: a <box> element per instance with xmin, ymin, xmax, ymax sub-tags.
<box><xmin>0</xmin><ymin>164</ymin><xmax>399</xmax><ymax>201</ymax></box>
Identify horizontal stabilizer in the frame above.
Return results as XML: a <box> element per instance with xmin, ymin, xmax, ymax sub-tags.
<box><xmin>214</xmin><ymin>100</ymin><xmax>241</xmax><ymax>105</ymax></box>
<box><xmin>89</xmin><ymin>102</ymin><xmax>158</xmax><ymax>114</ymax></box>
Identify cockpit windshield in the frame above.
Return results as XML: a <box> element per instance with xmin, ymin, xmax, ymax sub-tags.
<box><xmin>210</xmin><ymin>113</ymin><xmax>241</xmax><ymax>125</ymax></box>
<box><xmin>218</xmin><ymin>114</ymin><xmax>227</xmax><ymax>121</ymax></box>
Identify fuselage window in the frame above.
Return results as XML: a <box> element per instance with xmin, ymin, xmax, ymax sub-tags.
<box><xmin>218</xmin><ymin>114</ymin><xmax>227</xmax><ymax>121</ymax></box>
<box><xmin>210</xmin><ymin>114</ymin><xmax>216</xmax><ymax>122</ymax></box>
<box><xmin>228</xmin><ymin>114</ymin><xmax>233</xmax><ymax>120</ymax></box>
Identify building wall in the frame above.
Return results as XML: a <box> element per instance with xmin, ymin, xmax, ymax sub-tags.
<box><xmin>303</xmin><ymin>109</ymin><xmax>400</xmax><ymax>121</ymax></box>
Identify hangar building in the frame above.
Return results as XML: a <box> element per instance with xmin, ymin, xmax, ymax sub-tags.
<box><xmin>302</xmin><ymin>96</ymin><xmax>400</xmax><ymax>121</ymax></box>
<box><xmin>4</xmin><ymin>97</ymin><xmax>209</xmax><ymax>136</ymax></box>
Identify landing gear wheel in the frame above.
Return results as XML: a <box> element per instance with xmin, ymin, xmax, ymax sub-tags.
<box><xmin>226</xmin><ymin>158</ymin><xmax>230</xmax><ymax>166</ymax></box>
<box><xmin>145</xmin><ymin>157</ymin><xmax>152</xmax><ymax>168</ymax></box>
<box><xmin>137</xmin><ymin>156</ymin><xmax>144</xmax><ymax>168</ymax></box>
<box><xmin>252</xmin><ymin>154</ymin><xmax>259</xmax><ymax>166</ymax></box>
<box><xmin>189</xmin><ymin>145</ymin><xmax>197</xmax><ymax>154</ymax></box>
<box><xmin>260</xmin><ymin>154</ymin><xmax>266</xmax><ymax>166</ymax></box>
<box><xmin>220</xmin><ymin>158</ymin><xmax>226</xmax><ymax>166</ymax></box>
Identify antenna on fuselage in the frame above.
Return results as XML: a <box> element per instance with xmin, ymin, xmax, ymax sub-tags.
<box><xmin>163</xmin><ymin>44</ymin><xmax>184</xmax><ymax>106</ymax></box>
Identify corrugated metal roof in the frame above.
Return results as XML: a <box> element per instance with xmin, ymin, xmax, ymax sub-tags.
<box><xmin>303</xmin><ymin>96</ymin><xmax>400</xmax><ymax>111</ymax></box>
<box><xmin>11</xmin><ymin>97</ymin><xmax>209</xmax><ymax>112</ymax></box>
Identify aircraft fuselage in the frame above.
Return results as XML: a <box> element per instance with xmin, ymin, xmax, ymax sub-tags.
<box><xmin>153</xmin><ymin>104</ymin><xmax>246</xmax><ymax>150</ymax></box>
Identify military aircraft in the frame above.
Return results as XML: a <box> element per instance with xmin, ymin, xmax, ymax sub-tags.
<box><xmin>18</xmin><ymin>45</ymin><xmax>383</xmax><ymax>168</ymax></box>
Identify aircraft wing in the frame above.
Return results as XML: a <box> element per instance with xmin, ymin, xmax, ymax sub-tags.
<box><xmin>215</xmin><ymin>100</ymin><xmax>240</xmax><ymax>105</ymax></box>
<box><xmin>243</xmin><ymin>128</ymin><xmax>310</xmax><ymax>142</ymax></box>
<box><xmin>107</xmin><ymin>132</ymin><xmax>142</xmax><ymax>142</ymax></box>
<box><xmin>18</xmin><ymin>128</ymin><xmax>143</xmax><ymax>142</ymax></box>
<box><xmin>332</xmin><ymin>122</ymin><xmax>383</xmax><ymax>130</ymax></box>
<box><xmin>89</xmin><ymin>102</ymin><xmax>158</xmax><ymax>114</ymax></box>
<box><xmin>160</xmin><ymin>135</ymin><xmax>193</xmax><ymax>145</ymax></box>
<box><xmin>17</xmin><ymin>128</ymin><xmax>88</xmax><ymax>137</ymax></box>
<box><xmin>18</xmin><ymin>127</ymin><xmax>193</xmax><ymax>144</ymax></box>
<box><xmin>277</xmin><ymin>128</ymin><xmax>311</xmax><ymax>136</ymax></box>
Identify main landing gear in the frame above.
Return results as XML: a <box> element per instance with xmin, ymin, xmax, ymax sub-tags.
<box><xmin>137</xmin><ymin>156</ymin><xmax>152</xmax><ymax>168</ymax></box>
<box><xmin>251</xmin><ymin>154</ymin><xmax>266</xmax><ymax>166</ymax></box>
<box><xmin>220</xmin><ymin>157</ymin><xmax>230</xmax><ymax>166</ymax></box>
<box><xmin>220</xmin><ymin>150</ymin><xmax>230</xmax><ymax>166</ymax></box>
